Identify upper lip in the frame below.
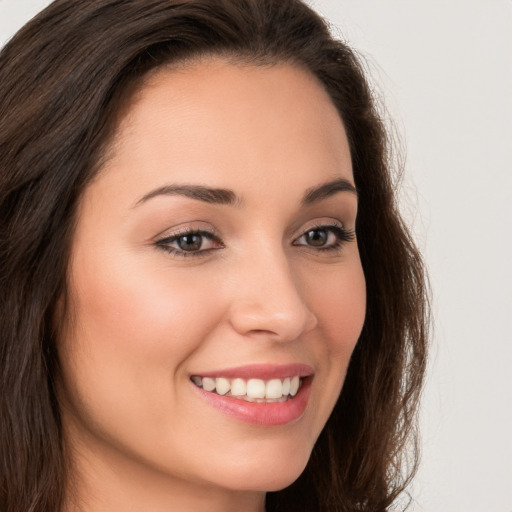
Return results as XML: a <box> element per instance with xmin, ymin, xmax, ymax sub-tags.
<box><xmin>191</xmin><ymin>363</ymin><xmax>314</xmax><ymax>380</ymax></box>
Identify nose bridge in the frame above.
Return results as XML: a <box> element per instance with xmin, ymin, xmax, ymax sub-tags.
<box><xmin>227</xmin><ymin>242</ymin><xmax>317</xmax><ymax>341</ymax></box>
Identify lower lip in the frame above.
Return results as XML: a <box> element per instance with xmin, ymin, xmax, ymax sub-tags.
<box><xmin>192</xmin><ymin>378</ymin><xmax>312</xmax><ymax>426</ymax></box>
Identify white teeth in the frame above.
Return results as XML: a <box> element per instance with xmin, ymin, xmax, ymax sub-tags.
<box><xmin>265</xmin><ymin>379</ymin><xmax>283</xmax><ymax>399</ymax></box>
<box><xmin>215</xmin><ymin>377</ymin><xmax>230</xmax><ymax>395</ymax></box>
<box><xmin>202</xmin><ymin>377</ymin><xmax>216</xmax><ymax>392</ymax></box>
<box><xmin>282</xmin><ymin>377</ymin><xmax>291</xmax><ymax>396</ymax></box>
<box><xmin>290</xmin><ymin>376</ymin><xmax>300</xmax><ymax>397</ymax></box>
<box><xmin>230</xmin><ymin>378</ymin><xmax>247</xmax><ymax>396</ymax></box>
<box><xmin>247</xmin><ymin>379</ymin><xmax>266</xmax><ymax>399</ymax></box>
<box><xmin>191</xmin><ymin>375</ymin><xmax>304</xmax><ymax>400</ymax></box>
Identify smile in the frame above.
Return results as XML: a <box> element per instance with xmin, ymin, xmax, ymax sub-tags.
<box><xmin>191</xmin><ymin>375</ymin><xmax>302</xmax><ymax>402</ymax></box>
<box><xmin>190</xmin><ymin>364</ymin><xmax>313</xmax><ymax>426</ymax></box>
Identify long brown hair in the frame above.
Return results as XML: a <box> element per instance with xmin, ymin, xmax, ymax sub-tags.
<box><xmin>0</xmin><ymin>1</ymin><xmax>429</xmax><ymax>511</ymax></box>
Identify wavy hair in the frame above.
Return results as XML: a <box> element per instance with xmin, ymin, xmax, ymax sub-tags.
<box><xmin>0</xmin><ymin>1</ymin><xmax>429</xmax><ymax>511</ymax></box>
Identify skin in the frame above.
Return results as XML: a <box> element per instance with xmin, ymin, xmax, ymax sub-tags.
<box><xmin>57</xmin><ymin>58</ymin><xmax>366</xmax><ymax>512</ymax></box>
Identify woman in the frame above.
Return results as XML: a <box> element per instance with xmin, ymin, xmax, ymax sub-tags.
<box><xmin>0</xmin><ymin>1</ymin><xmax>429</xmax><ymax>511</ymax></box>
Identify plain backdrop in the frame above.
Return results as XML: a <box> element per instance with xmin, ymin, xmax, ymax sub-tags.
<box><xmin>1</xmin><ymin>1</ymin><xmax>511</xmax><ymax>511</ymax></box>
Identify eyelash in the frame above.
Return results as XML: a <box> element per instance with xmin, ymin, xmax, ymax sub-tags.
<box><xmin>155</xmin><ymin>223</ymin><xmax>355</xmax><ymax>258</ymax></box>
<box><xmin>293</xmin><ymin>223</ymin><xmax>355</xmax><ymax>252</ymax></box>
<box><xmin>155</xmin><ymin>229</ymin><xmax>223</xmax><ymax>258</ymax></box>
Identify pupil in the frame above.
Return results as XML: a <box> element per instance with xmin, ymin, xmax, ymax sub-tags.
<box><xmin>178</xmin><ymin>234</ymin><xmax>202</xmax><ymax>251</ymax></box>
<box><xmin>306</xmin><ymin>229</ymin><xmax>327</xmax><ymax>246</ymax></box>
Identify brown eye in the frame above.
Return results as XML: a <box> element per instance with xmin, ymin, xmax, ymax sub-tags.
<box><xmin>304</xmin><ymin>229</ymin><xmax>328</xmax><ymax>247</ymax></box>
<box><xmin>156</xmin><ymin>229</ymin><xmax>223</xmax><ymax>257</ymax></box>
<box><xmin>177</xmin><ymin>234</ymin><xmax>203</xmax><ymax>251</ymax></box>
<box><xmin>293</xmin><ymin>224</ymin><xmax>355</xmax><ymax>252</ymax></box>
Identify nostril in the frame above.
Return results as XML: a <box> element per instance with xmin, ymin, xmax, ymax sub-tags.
<box><xmin>228</xmin><ymin>300</ymin><xmax>317</xmax><ymax>342</ymax></box>
<box><xmin>226</xmin><ymin>255</ymin><xmax>318</xmax><ymax>340</ymax></box>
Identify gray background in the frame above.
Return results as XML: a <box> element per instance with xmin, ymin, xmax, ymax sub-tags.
<box><xmin>1</xmin><ymin>1</ymin><xmax>511</xmax><ymax>510</ymax></box>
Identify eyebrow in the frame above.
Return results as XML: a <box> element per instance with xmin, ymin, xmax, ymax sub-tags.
<box><xmin>301</xmin><ymin>178</ymin><xmax>357</xmax><ymax>205</ymax></box>
<box><xmin>135</xmin><ymin>184</ymin><xmax>239</xmax><ymax>207</ymax></box>
<box><xmin>134</xmin><ymin>178</ymin><xmax>357</xmax><ymax>208</ymax></box>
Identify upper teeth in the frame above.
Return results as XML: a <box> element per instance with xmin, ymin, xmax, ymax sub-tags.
<box><xmin>191</xmin><ymin>376</ymin><xmax>301</xmax><ymax>401</ymax></box>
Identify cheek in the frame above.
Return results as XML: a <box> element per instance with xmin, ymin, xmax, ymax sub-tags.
<box><xmin>57</xmin><ymin>248</ymin><xmax>234</xmax><ymax>472</ymax></box>
<box><xmin>67</xmin><ymin>249</ymin><xmax>223</xmax><ymax>363</ymax></box>
<box><xmin>293</xmin><ymin>255</ymin><xmax>366</xmax><ymax>443</ymax></box>
<box><xmin>58</xmin><ymin>246</ymin><xmax>225</xmax><ymax>440</ymax></box>
<box><xmin>306</xmin><ymin>257</ymin><xmax>366</xmax><ymax>358</ymax></box>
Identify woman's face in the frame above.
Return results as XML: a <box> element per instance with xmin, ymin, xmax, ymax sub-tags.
<box><xmin>58</xmin><ymin>58</ymin><xmax>366</xmax><ymax>505</ymax></box>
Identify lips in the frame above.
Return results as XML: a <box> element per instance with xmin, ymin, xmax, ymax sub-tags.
<box><xmin>190</xmin><ymin>364</ymin><xmax>313</xmax><ymax>425</ymax></box>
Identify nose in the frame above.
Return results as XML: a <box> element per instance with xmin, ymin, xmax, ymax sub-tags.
<box><xmin>227</xmin><ymin>247</ymin><xmax>318</xmax><ymax>342</ymax></box>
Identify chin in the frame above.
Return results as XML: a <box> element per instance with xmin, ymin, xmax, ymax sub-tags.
<box><xmin>226</xmin><ymin>469</ymin><xmax>307</xmax><ymax>494</ymax></box>
<box><xmin>211</xmin><ymin>446</ymin><xmax>311</xmax><ymax>493</ymax></box>
<box><xmin>260</xmin><ymin>469</ymin><xmax>306</xmax><ymax>493</ymax></box>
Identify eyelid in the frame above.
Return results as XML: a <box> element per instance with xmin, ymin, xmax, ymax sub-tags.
<box><xmin>292</xmin><ymin>219</ymin><xmax>346</xmax><ymax>240</ymax></box>
<box><xmin>292</xmin><ymin>220</ymin><xmax>355</xmax><ymax>250</ymax></box>
<box><xmin>154</xmin><ymin>224</ymin><xmax>223</xmax><ymax>258</ymax></box>
<box><xmin>154</xmin><ymin>221</ymin><xmax>219</xmax><ymax>241</ymax></box>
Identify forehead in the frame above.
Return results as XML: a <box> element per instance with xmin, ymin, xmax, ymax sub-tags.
<box><xmin>98</xmin><ymin>57</ymin><xmax>353</xmax><ymax>205</ymax></box>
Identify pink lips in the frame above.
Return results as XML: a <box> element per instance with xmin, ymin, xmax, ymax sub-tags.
<box><xmin>190</xmin><ymin>364</ymin><xmax>314</xmax><ymax>426</ymax></box>
<box><xmin>195</xmin><ymin>363</ymin><xmax>314</xmax><ymax>380</ymax></box>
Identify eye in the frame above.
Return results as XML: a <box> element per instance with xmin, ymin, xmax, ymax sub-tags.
<box><xmin>293</xmin><ymin>224</ymin><xmax>355</xmax><ymax>251</ymax></box>
<box><xmin>155</xmin><ymin>229</ymin><xmax>223</xmax><ymax>257</ymax></box>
